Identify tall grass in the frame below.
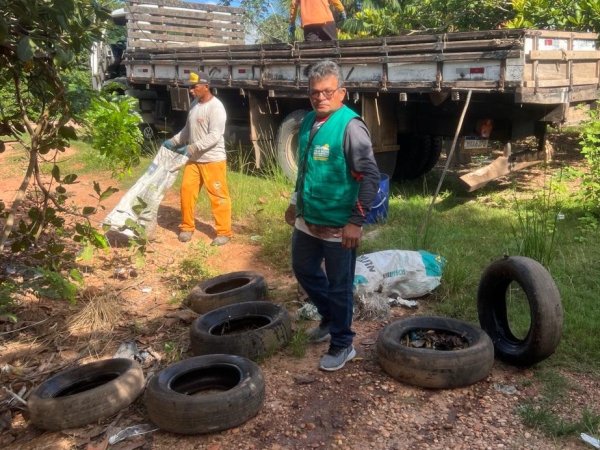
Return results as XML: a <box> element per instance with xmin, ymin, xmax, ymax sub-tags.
<box><xmin>510</xmin><ymin>173</ymin><xmax>562</xmax><ymax>267</ymax></box>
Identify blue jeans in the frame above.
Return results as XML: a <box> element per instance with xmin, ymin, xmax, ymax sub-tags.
<box><xmin>292</xmin><ymin>228</ymin><xmax>356</xmax><ymax>348</ymax></box>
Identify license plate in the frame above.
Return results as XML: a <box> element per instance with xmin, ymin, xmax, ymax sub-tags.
<box><xmin>463</xmin><ymin>137</ymin><xmax>489</xmax><ymax>150</ymax></box>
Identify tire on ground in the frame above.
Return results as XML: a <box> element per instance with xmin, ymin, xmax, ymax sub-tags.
<box><xmin>275</xmin><ymin>110</ymin><xmax>308</xmax><ymax>182</ymax></box>
<box><xmin>190</xmin><ymin>301</ymin><xmax>292</xmax><ymax>361</ymax></box>
<box><xmin>186</xmin><ymin>271</ymin><xmax>267</xmax><ymax>314</ymax></box>
<box><xmin>393</xmin><ymin>134</ymin><xmax>443</xmax><ymax>180</ymax></box>
<box><xmin>477</xmin><ymin>255</ymin><xmax>563</xmax><ymax>366</ymax></box>
<box><xmin>377</xmin><ymin>316</ymin><xmax>494</xmax><ymax>389</ymax></box>
<box><xmin>145</xmin><ymin>354</ymin><xmax>265</xmax><ymax>434</ymax></box>
<box><xmin>28</xmin><ymin>358</ymin><xmax>145</xmax><ymax>430</ymax></box>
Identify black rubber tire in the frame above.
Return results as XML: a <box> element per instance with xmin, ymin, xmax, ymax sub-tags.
<box><xmin>28</xmin><ymin>358</ymin><xmax>145</xmax><ymax>431</ymax></box>
<box><xmin>190</xmin><ymin>301</ymin><xmax>292</xmax><ymax>361</ymax></box>
<box><xmin>393</xmin><ymin>134</ymin><xmax>443</xmax><ymax>180</ymax></box>
<box><xmin>145</xmin><ymin>354</ymin><xmax>265</xmax><ymax>434</ymax></box>
<box><xmin>276</xmin><ymin>110</ymin><xmax>308</xmax><ymax>182</ymax></box>
<box><xmin>377</xmin><ymin>316</ymin><xmax>494</xmax><ymax>389</ymax></box>
<box><xmin>186</xmin><ymin>271</ymin><xmax>268</xmax><ymax>314</ymax></box>
<box><xmin>477</xmin><ymin>256</ymin><xmax>563</xmax><ymax>366</ymax></box>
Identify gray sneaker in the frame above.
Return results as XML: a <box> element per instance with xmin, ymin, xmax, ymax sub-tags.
<box><xmin>318</xmin><ymin>345</ymin><xmax>356</xmax><ymax>372</ymax></box>
<box><xmin>211</xmin><ymin>235</ymin><xmax>231</xmax><ymax>246</ymax></box>
<box><xmin>306</xmin><ymin>322</ymin><xmax>331</xmax><ymax>343</ymax></box>
<box><xmin>178</xmin><ymin>231</ymin><xmax>193</xmax><ymax>242</ymax></box>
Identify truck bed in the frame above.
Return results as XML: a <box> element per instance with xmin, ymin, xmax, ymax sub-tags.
<box><xmin>124</xmin><ymin>26</ymin><xmax>600</xmax><ymax>105</ymax></box>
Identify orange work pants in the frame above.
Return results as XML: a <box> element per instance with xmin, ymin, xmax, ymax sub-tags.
<box><xmin>179</xmin><ymin>160</ymin><xmax>232</xmax><ymax>237</ymax></box>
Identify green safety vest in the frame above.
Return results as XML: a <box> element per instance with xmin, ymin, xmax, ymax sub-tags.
<box><xmin>296</xmin><ymin>106</ymin><xmax>360</xmax><ymax>227</ymax></box>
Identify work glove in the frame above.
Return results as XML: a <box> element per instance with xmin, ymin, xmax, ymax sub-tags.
<box><xmin>288</xmin><ymin>24</ymin><xmax>296</xmax><ymax>40</ymax></box>
<box><xmin>339</xmin><ymin>11</ymin><xmax>347</xmax><ymax>24</ymax></box>
<box><xmin>174</xmin><ymin>145</ymin><xmax>190</xmax><ymax>157</ymax></box>
<box><xmin>162</xmin><ymin>140</ymin><xmax>175</xmax><ymax>150</ymax></box>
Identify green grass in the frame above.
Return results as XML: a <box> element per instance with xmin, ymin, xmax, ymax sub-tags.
<box><xmin>517</xmin><ymin>369</ymin><xmax>600</xmax><ymax>438</ymax></box>
<box><xmin>53</xmin><ymin>136</ymin><xmax>600</xmax><ymax>376</ymax></box>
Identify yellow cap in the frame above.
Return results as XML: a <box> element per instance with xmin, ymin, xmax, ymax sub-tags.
<box><xmin>188</xmin><ymin>71</ymin><xmax>209</xmax><ymax>85</ymax></box>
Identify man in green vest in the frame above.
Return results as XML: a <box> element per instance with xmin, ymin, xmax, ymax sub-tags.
<box><xmin>285</xmin><ymin>60</ymin><xmax>380</xmax><ymax>371</ymax></box>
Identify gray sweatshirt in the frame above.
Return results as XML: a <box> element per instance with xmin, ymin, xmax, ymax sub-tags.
<box><xmin>171</xmin><ymin>97</ymin><xmax>227</xmax><ymax>163</ymax></box>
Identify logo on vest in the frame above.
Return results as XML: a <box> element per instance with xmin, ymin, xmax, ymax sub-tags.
<box><xmin>313</xmin><ymin>144</ymin><xmax>330</xmax><ymax>161</ymax></box>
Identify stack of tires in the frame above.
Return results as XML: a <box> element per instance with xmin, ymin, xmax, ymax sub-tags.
<box><xmin>28</xmin><ymin>271</ymin><xmax>292</xmax><ymax>436</ymax></box>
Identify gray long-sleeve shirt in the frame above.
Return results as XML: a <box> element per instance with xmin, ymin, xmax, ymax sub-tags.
<box><xmin>170</xmin><ymin>97</ymin><xmax>227</xmax><ymax>162</ymax></box>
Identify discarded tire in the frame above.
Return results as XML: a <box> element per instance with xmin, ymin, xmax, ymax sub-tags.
<box><xmin>145</xmin><ymin>355</ymin><xmax>265</xmax><ymax>434</ymax></box>
<box><xmin>377</xmin><ymin>316</ymin><xmax>494</xmax><ymax>389</ymax></box>
<box><xmin>190</xmin><ymin>301</ymin><xmax>292</xmax><ymax>361</ymax></box>
<box><xmin>477</xmin><ymin>256</ymin><xmax>563</xmax><ymax>366</ymax></box>
<box><xmin>186</xmin><ymin>271</ymin><xmax>268</xmax><ymax>314</ymax></box>
<box><xmin>28</xmin><ymin>358</ymin><xmax>145</xmax><ymax>430</ymax></box>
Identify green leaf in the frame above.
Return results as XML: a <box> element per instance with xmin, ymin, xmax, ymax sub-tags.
<box><xmin>93</xmin><ymin>181</ymin><xmax>101</xmax><ymax>196</ymax></box>
<box><xmin>70</xmin><ymin>269</ymin><xmax>84</xmax><ymax>284</ymax></box>
<box><xmin>82</xmin><ymin>206</ymin><xmax>97</xmax><ymax>215</ymax></box>
<box><xmin>52</xmin><ymin>165</ymin><xmax>61</xmax><ymax>182</ymax></box>
<box><xmin>17</xmin><ymin>37</ymin><xmax>36</xmax><ymax>62</ymax></box>
<box><xmin>79</xmin><ymin>244</ymin><xmax>94</xmax><ymax>262</ymax></box>
<box><xmin>99</xmin><ymin>187</ymin><xmax>119</xmax><ymax>202</ymax></box>
<box><xmin>63</xmin><ymin>174</ymin><xmax>78</xmax><ymax>184</ymax></box>
<box><xmin>58</xmin><ymin>126</ymin><xmax>78</xmax><ymax>140</ymax></box>
<box><xmin>0</xmin><ymin>17</ymin><xmax>7</xmax><ymax>44</ymax></box>
<box><xmin>48</xmin><ymin>243</ymin><xmax>65</xmax><ymax>255</ymax></box>
<box><xmin>134</xmin><ymin>249</ymin><xmax>145</xmax><ymax>269</ymax></box>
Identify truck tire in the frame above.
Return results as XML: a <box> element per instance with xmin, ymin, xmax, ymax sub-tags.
<box><xmin>393</xmin><ymin>134</ymin><xmax>443</xmax><ymax>180</ymax></box>
<box><xmin>28</xmin><ymin>358</ymin><xmax>145</xmax><ymax>431</ymax></box>
<box><xmin>145</xmin><ymin>355</ymin><xmax>265</xmax><ymax>434</ymax></box>
<box><xmin>276</xmin><ymin>110</ymin><xmax>308</xmax><ymax>181</ymax></box>
<box><xmin>139</xmin><ymin>122</ymin><xmax>156</xmax><ymax>140</ymax></box>
<box><xmin>186</xmin><ymin>271</ymin><xmax>268</xmax><ymax>314</ymax></box>
<box><xmin>477</xmin><ymin>256</ymin><xmax>563</xmax><ymax>366</ymax></box>
<box><xmin>190</xmin><ymin>301</ymin><xmax>292</xmax><ymax>361</ymax></box>
<box><xmin>377</xmin><ymin>316</ymin><xmax>494</xmax><ymax>389</ymax></box>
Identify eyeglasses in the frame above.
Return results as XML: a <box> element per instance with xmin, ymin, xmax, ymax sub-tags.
<box><xmin>309</xmin><ymin>87</ymin><xmax>341</xmax><ymax>99</ymax></box>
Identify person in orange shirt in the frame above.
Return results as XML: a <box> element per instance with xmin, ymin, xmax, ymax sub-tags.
<box><xmin>289</xmin><ymin>0</ymin><xmax>346</xmax><ymax>42</ymax></box>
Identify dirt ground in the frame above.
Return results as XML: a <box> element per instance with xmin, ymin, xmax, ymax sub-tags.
<box><xmin>0</xmin><ymin>137</ymin><xmax>598</xmax><ymax>450</ymax></box>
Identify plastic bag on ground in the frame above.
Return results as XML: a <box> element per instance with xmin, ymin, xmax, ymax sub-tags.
<box><xmin>353</xmin><ymin>250</ymin><xmax>446</xmax><ymax>299</ymax></box>
<box><xmin>103</xmin><ymin>145</ymin><xmax>188</xmax><ymax>234</ymax></box>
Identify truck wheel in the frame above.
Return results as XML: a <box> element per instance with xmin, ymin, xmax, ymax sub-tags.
<box><xmin>28</xmin><ymin>359</ymin><xmax>145</xmax><ymax>431</ymax></box>
<box><xmin>477</xmin><ymin>256</ymin><xmax>563</xmax><ymax>366</ymax></box>
<box><xmin>190</xmin><ymin>301</ymin><xmax>292</xmax><ymax>361</ymax></box>
<box><xmin>276</xmin><ymin>110</ymin><xmax>308</xmax><ymax>181</ymax></box>
<box><xmin>377</xmin><ymin>316</ymin><xmax>494</xmax><ymax>389</ymax></box>
<box><xmin>393</xmin><ymin>134</ymin><xmax>442</xmax><ymax>180</ymax></box>
<box><xmin>145</xmin><ymin>355</ymin><xmax>265</xmax><ymax>434</ymax></box>
<box><xmin>139</xmin><ymin>123</ymin><xmax>156</xmax><ymax>140</ymax></box>
<box><xmin>186</xmin><ymin>271</ymin><xmax>268</xmax><ymax>314</ymax></box>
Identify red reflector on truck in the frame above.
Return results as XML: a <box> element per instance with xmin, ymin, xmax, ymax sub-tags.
<box><xmin>183</xmin><ymin>69</ymin><xmax>190</xmax><ymax>74</ymax></box>
<box><xmin>142</xmin><ymin>69</ymin><xmax>148</xmax><ymax>73</ymax></box>
<box><xmin>470</xmin><ymin>68</ymin><xmax>484</xmax><ymax>74</ymax></box>
<box><xmin>545</xmin><ymin>39</ymin><xmax>553</xmax><ymax>45</ymax></box>
<box><xmin>238</xmin><ymin>69</ymin><xmax>246</xmax><ymax>74</ymax></box>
